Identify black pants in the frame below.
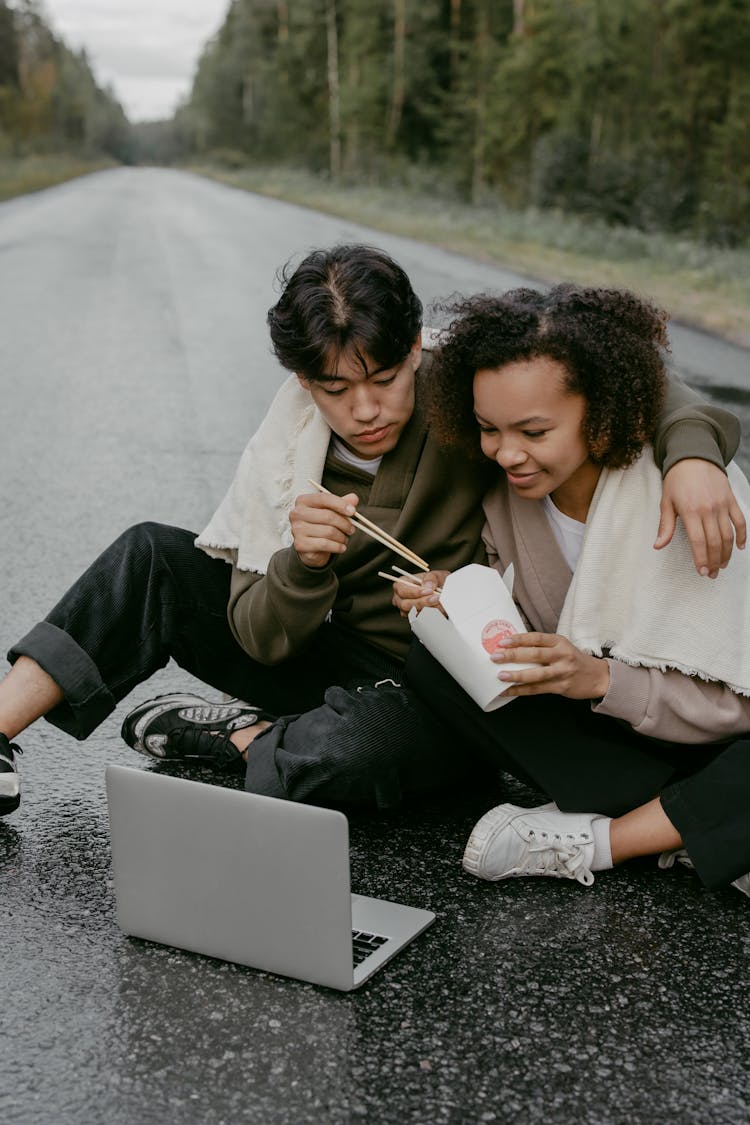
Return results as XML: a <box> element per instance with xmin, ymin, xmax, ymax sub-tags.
<box><xmin>8</xmin><ymin>523</ymin><xmax>480</xmax><ymax>808</ymax></box>
<box><xmin>406</xmin><ymin>642</ymin><xmax>750</xmax><ymax>889</ymax></box>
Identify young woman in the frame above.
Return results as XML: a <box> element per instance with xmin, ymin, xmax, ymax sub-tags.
<box><xmin>400</xmin><ymin>285</ymin><xmax>750</xmax><ymax>896</ymax></box>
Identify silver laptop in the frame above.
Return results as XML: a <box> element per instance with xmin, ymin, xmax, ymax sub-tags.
<box><xmin>105</xmin><ymin>764</ymin><xmax>434</xmax><ymax>991</ymax></box>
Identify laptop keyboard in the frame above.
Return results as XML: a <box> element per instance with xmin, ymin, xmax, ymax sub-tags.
<box><xmin>352</xmin><ymin>929</ymin><xmax>389</xmax><ymax>967</ymax></box>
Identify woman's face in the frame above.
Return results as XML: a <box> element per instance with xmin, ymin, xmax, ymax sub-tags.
<box><xmin>473</xmin><ymin>356</ymin><xmax>599</xmax><ymax>509</ymax></box>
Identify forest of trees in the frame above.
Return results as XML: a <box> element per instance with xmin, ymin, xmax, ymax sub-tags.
<box><xmin>0</xmin><ymin>0</ymin><xmax>131</xmax><ymax>162</ymax></box>
<box><xmin>1</xmin><ymin>0</ymin><xmax>747</xmax><ymax>246</ymax></box>
<box><xmin>177</xmin><ymin>0</ymin><xmax>750</xmax><ymax>245</ymax></box>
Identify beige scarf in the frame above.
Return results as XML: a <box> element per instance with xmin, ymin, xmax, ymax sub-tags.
<box><xmin>558</xmin><ymin>449</ymin><xmax>750</xmax><ymax>696</ymax></box>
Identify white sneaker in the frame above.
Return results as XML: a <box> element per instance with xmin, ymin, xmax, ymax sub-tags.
<box><xmin>660</xmin><ymin>850</ymin><xmax>750</xmax><ymax>899</ymax></box>
<box><xmin>731</xmin><ymin>873</ymin><xmax>750</xmax><ymax>898</ymax></box>
<box><xmin>657</xmin><ymin>848</ymin><xmax>695</xmax><ymax>870</ymax></box>
<box><xmin>462</xmin><ymin>802</ymin><xmax>597</xmax><ymax>886</ymax></box>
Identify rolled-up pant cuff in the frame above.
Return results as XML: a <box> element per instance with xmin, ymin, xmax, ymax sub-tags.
<box><xmin>243</xmin><ymin>722</ymin><xmax>287</xmax><ymax>799</ymax></box>
<box><xmin>8</xmin><ymin>621</ymin><xmax>116</xmax><ymax>740</ymax></box>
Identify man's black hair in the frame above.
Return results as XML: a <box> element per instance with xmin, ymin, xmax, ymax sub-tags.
<box><xmin>267</xmin><ymin>244</ymin><xmax>423</xmax><ymax>381</ymax></box>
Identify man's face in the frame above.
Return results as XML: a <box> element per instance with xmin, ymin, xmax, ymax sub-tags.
<box><xmin>298</xmin><ymin>337</ymin><xmax>420</xmax><ymax>460</ymax></box>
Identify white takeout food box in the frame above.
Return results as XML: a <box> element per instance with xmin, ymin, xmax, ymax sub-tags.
<box><xmin>409</xmin><ymin>563</ymin><xmax>533</xmax><ymax>711</ymax></box>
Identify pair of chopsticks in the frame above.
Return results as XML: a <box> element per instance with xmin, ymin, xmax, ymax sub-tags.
<box><xmin>307</xmin><ymin>480</ymin><xmax>429</xmax><ymax>571</ymax></box>
<box><xmin>377</xmin><ymin>565</ymin><xmax>443</xmax><ymax>595</ymax></box>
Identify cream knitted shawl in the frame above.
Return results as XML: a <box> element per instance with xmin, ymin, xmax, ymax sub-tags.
<box><xmin>195</xmin><ymin>375</ymin><xmax>331</xmax><ymax>573</ymax></box>
<box><xmin>557</xmin><ymin>449</ymin><xmax>750</xmax><ymax>696</ymax></box>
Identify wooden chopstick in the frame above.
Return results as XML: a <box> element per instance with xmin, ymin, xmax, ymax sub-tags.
<box><xmin>391</xmin><ymin>565</ymin><xmax>423</xmax><ymax>580</ymax></box>
<box><xmin>307</xmin><ymin>480</ymin><xmax>430</xmax><ymax>571</ymax></box>
<box><xmin>378</xmin><ymin>571</ymin><xmax>444</xmax><ymax>599</ymax></box>
<box><xmin>387</xmin><ymin>566</ymin><xmax>443</xmax><ymax>594</ymax></box>
<box><xmin>377</xmin><ymin>570</ymin><xmax>424</xmax><ymax>590</ymax></box>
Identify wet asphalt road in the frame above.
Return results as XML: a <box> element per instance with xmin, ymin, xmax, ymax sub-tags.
<box><xmin>2</xmin><ymin>168</ymin><xmax>750</xmax><ymax>1125</ymax></box>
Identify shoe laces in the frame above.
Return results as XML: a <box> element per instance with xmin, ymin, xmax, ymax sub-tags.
<box><xmin>525</xmin><ymin>830</ymin><xmax>594</xmax><ymax>886</ymax></box>
<box><xmin>168</xmin><ymin>726</ymin><xmax>243</xmax><ymax>771</ymax></box>
<box><xmin>0</xmin><ymin>741</ymin><xmax>22</xmax><ymax>765</ymax></box>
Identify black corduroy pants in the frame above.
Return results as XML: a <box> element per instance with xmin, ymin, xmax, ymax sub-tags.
<box><xmin>9</xmin><ymin>522</ymin><xmax>473</xmax><ymax>807</ymax></box>
<box><xmin>406</xmin><ymin>642</ymin><xmax>750</xmax><ymax>889</ymax></box>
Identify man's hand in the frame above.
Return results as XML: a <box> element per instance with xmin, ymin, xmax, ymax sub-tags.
<box><xmin>491</xmin><ymin>632</ymin><xmax>610</xmax><ymax>699</ymax></box>
<box><xmin>655</xmin><ymin>459</ymin><xmax>746</xmax><ymax>578</ymax></box>
<box><xmin>392</xmin><ymin>570</ymin><xmax>450</xmax><ymax>618</ymax></box>
<box><xmin>289</xmin><ymin>490</ymin><xmax>359</xmax><ymax>568</ymax></box>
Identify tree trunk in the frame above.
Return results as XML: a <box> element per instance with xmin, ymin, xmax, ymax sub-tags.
<box><xmin>385</xmin><ymin>0</ymin><xmax>407</xmax><ymax>148</ymax></box>
<box><xmin>471</xmin><ymin>0</ymin><xmax>489</xmax><ymax>203</ymax></box>
<box><xmin>450</xmin><ymin>0</ymin><xmax>461</xmax><ymax>87</ymax></box>
<box><xmin>343</xmin><ymin>51</ymin><xmax>360</xmax><ymax>178</ymax></box>
<box><xmin>513</xmin><ymin>0</ymin><xmax>526</xmax><ymax>37</ymax></box>
<box><xmin>326</xmin><ymin>0</ymin><xmax>342</xmax><ymax>178</ymax></box>
<box><xmin>277</xmin><ymin>0</ymin><xmax>288</xmax><ymax>44</ymax></box>
<box><xmin>277</xmin><ymin>0</ymin><xmax>289</xmax><ymax>87</ymax></box>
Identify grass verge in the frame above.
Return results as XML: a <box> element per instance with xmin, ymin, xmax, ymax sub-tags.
<box><xmin>191</xmin><ymin>163</ymin><xmax>750</xmax><ymax>348</ymax></box>
<box><xmin>0</xmin><ymin>154</ymin><xmax>115</xmax><ymax>203</ymax></box>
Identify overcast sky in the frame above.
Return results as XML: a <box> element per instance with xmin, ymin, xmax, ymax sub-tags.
<box><xmin>42</xmin><ymin>0</ymin><xmax>230</xmax><ymax>121</ymax></box>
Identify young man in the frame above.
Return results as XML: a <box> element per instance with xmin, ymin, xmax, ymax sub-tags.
<box><xmin>0</xmin><ymin>245</ymin><xmax>744</xmax><ymax>816</ymax></box>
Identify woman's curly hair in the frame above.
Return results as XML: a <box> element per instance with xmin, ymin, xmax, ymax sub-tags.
<box><xmin>428</xmin><ymin>284</ymin><xmax>669</xmax><ymax>469</ymax></box>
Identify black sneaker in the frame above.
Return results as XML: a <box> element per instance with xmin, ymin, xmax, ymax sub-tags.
<box><xmin>120</xmin><ymin>693</ymin><xmax>275</xmax><ymax>772</ymax></box>
<box><xmin>0</xmin><ymin>733</ymin><xmax>22</xmax><ymax>816</ymax></box>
